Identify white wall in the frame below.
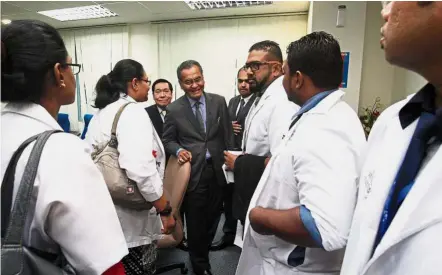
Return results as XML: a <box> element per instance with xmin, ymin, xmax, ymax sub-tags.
<box><xmin>310</xmin><ymin>1</ymin><xmax>367</xmax><ymax>112</ymax></box>
<box><xmin>359</xmin><ymin>1</ymin><xmax>395</xmax><ymax>113</ymax></box>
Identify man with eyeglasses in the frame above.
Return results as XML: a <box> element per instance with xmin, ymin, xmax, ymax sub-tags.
<box><xmin>341</xmin><ymin>2</ymin><xmax>442</xmax><ymax>275</ymax></box>
<box><xmin>211</xmin><ymin>67</ymin><xmax>257</xmax><ymax>252</ymax></box>
<box><xmin>223</xmin><ymin>40</ymin><xmax>299</xmax><ymax>247</ymax></box>
<box><xmin>163</xmin><ymin>60</ymin><xmax>234</xmax><ymax>275</ymax></box>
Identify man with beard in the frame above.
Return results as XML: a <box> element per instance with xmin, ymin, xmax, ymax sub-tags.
<box><xmin>211</xmin><ymin>68</ymin><xmax>256</xmax><ymax>251</ymax></box>
<box><xmin>163</xmin><ymin>60</ymin><xmax>233</xmax><ymax>275</ymax></box>
<box><xmin>224</xmin><ymin>41</ymin><xmax>299</xmax><ymax>246</ymax></box>
<box><xmin>341</xmin><ymin>2</ymin><xmax>442</xmax><ymax>274</ymax></box>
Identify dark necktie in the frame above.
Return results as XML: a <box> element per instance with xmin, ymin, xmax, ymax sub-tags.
<box><xmin>374</xmin><ymin>111</ymin><xmax>437</xmax><ymax>250</ymax></box>
<box><xmin>237</xmin><ymin>99</ymin><xmax>245</xmax><ymax>119</ymax></box>
<box><xmin>194</xmin><ymin>101</ymin><xmax>205</xmax><ymax>134</ymax></box>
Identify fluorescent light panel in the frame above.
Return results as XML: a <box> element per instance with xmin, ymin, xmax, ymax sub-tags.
<box><xmin>38</xmin><ymin>5</ymin><xmax>118</xmax><ymax>22</ymax></box>
<box><xmin>184</xmin><ymin>1</ymin><xmax>273</xmax><ymax>10</ymax></box>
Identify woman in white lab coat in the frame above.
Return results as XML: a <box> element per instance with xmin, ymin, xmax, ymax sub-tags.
<box><xmin>1</xmin><ymin>20</ymin><xmax>128</xmax><ymax>274</ymax></box>
<box><xmin>86</xmin><ymin>59</ymin><xmax>176</xmax><ymax>275</ymax></box>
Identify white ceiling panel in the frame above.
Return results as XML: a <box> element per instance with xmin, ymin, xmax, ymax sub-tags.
<box><xmin>1</xmin><ymin>1</ymin><xmax>309</xmax><ymax>29</ymax></box>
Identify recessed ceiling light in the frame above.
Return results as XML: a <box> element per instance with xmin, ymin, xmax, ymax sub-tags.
<box><xmin>184</xmin><ymin>1</ymin><xmax>273</xmax><ymax>10</ymax></box>
<box><xmin>37</xmin><ymin>5</ymin><xmax>118</xmax><ymax>22</ymax></box>
<box><xmin>1</xmin><ymin>19</ymin><xmax>12</xmax><ymax>25</ymax></box>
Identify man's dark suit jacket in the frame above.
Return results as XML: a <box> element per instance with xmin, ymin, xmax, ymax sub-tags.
<box><xmin>163</xmin><ymin>92</ymin><xmax>234</xmax><ymax>192</ymax></box>
<box><xmin>227</xmin><ymin>94</ymin><xmax>257</xmax><ymax>150</ymax></box>
<box><xmin>146</xmin><ymin>104</ymin><xmax>170</xmax><ymax>163</ymax></box>
<box><xmin>232</xmin><ymin>154</ymin><xmax>267</xmax><ymax>224</ymax></box>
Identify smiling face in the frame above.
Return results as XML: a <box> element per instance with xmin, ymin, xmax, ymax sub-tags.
<box><xmin>380</xmin><ymin>1</ymin><xmax>442</xmax><ymax>71</ymax></box>
<box><xmin>179</xmin><ymin>65</ymin><xmax>205</xmax><ymax>100</ymax></box>
<box><xmin>153</xmin><ymin>81</ymin><xmax>173</xmax><ymax>107</ymax></box>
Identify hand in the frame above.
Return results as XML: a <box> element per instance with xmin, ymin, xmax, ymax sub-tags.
<box><xmin>177</xmin><ymin>150</ymin><xmax>192</xmax><ymax>165</ymax></box>
<box><xmin>249</xmin><ymin>207</ymin><xmax>272</xmax><ymax>235</ymax></box>
<box><xmin>224</xmin><ymin>151</ymin><xmax>240</xmax><ymax>171</ymax></box>
<box><xmin>264</xmin><ymin>157</ymin><xmax>270</xmax><ymax>167</ymax></box>
<box><xmin>160</xmin><ymin>214</ymin><xmax>176</xmax><ymax>235</ymax></box>
<box><xmin>232</xmin><ymin>121</ymin><xmax>242</xmax><ymax>135</ymax></box>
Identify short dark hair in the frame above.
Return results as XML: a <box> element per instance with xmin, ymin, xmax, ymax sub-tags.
<box><xmin>152</xmin><ymin>78</ymin><xmax>173</xmax><ymax>93</ymax></box>
<box><xmin>1</xmin><ymin>20</ymin><xmax>68</xmax><ymax>103</ymax></box>
<box><xmin>286</xmin><ymin>31</ymin><xmax>343</xmax><ymax>90</ymax></box>
<box><xmin>237</xmin><ymin>67</ymin><xmax>247</xmax><ymax>77</ymax></box>
<box><xmin>94</xmin><ymin>59</ymin><xmax>145</xmax><ymax>109</ymax></box>
<box><xmin>177</xmin><ymin>60</ymin><xmax>203</xmax><ymax>81</ymax></box>
<box><xmin>249</xmin><ymin>40</ymin><xmax>283</xmax><ymax>63</ymax></box>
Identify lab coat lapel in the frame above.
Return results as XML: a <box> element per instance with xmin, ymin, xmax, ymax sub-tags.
<box><xmin>363</xmin><ymin>144</ymin><xmax>442</xmax><ymax>274</ymax></box>
<box><xmin>242</xmin><ymin>93</ymin><xmax>271</xmax><ymax>150</ymax></box>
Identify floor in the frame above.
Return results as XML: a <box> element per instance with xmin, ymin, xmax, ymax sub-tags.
<box><xmin>156</xmin><ymin>214</ymin><xmax>241</xmax><ymax>275</ymax></box>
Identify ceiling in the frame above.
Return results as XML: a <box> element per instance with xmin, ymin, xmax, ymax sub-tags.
<box><xmin>1</xmin><ymin>1</ymin><xmax>309</xmax><ymax>29</ymax></box>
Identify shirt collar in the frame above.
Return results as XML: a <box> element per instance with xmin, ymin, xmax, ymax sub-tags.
<box><xmin>187</xmin><ymin>93</ymin><xmax>206</xmax><ymax>107</ymax></box>
<box><xmin>241</xmin><ymin>93</ymin><xmax>253</xmax><ymax>103</ymax></box>
<box><xmin>399</xmin><ymin>83</ymin><xmax>437</xmax><ymax>129</ymax></box>
<box><xmin>121</xmin><ymin>93</ymin><xmax>137</xmax><ymax>103</ymax></box>
<box><xmin>399</xmin><ymin>83</ymin><xmax>442</xmax><ymax>141</ymax></box>
<box><xmin>2</xmin><ymin>102</ymin><xmax>63</xmax><ymax>130</ymax></box>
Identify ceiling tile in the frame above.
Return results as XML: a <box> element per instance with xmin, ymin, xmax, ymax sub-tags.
<box><xmin>138</xmin><ymin>1</ymin><xmax>191</xmax><ymax>13</ymax></box>
<box><xmin>1</xmin><ymin>2</ymin><xmax>30</xmax><ymax>16</ymax></box>
<box><xmin>6</xmin><ymin>1</ymin><xmax>63</xmax><ymax>12</ymax></box>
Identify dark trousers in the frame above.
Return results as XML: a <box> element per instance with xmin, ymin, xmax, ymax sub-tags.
<box><xmin>183</xmin><ymin>161</ymin><xmax>223</xmax><ymax>274</ymax></box>
<box><xmin>221</xmin><ymin>182</ymin><xmax>237</xmax><ymax>237</ymax></box>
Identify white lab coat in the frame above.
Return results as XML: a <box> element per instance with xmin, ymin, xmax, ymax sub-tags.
<box><xmin>242</xmin><ymin>76</ymin><xmax>300</xmax><ymax>156</ymax></box>
<box><xmin>340</xmin><ymin>94</ymin><xmax>442</xmax><ymax>275</ymax></box>
<box><xmin>86</xmin><ymin>95</ymin><xmax>165</xmax><ymax>248</ymax></box>
<box><xmin>1</xmin><ymin>102</ymin><xmax>128</xmax><ymax>275</ymax></box>
<box><xmin>236</xmin><ymin>90</ymin><xmax>366</xmax><ymax>275</ymax></box>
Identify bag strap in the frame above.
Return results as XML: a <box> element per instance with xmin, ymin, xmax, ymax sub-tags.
<box><xmin>109</xmin><ymin>102</ymin><xmax>132</xmax><ymax>148</ymax></box>
<box><xmin>1</xmin><ymin>130</ymin><xmax>62</xmax><ymax>244</ymax></box>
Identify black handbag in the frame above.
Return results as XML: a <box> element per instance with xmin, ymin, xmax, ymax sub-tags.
<box><xmin>1</xmin><ymin>130</ymin><xmax>74</xmax><ymax>275</ymax></box>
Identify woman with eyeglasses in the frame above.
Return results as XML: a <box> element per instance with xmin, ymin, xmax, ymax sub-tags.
<box><xmin>1</xmin><ymin>20</ymin><xmax>128</xmax><ymax>274</ymax></box>
<box><xmin>85</xmin><ymin>59</ymin><xmax>176</xmax><ymax>275</ymax></box>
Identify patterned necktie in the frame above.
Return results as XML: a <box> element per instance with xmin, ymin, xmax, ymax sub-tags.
<box><xmin>160</xmin><ymin>110</ymin><xmax>166</xmax><ymax>122</ymax></box>
<box><xmin>237</xmin><ymin>99</ymin><xmax>245</xmax><ymax>119</ymax></box>
<box><xmin>374</xmin><ymin>111</ymin><xmax>437</xmax><ymax>251</ymax></box>
<box><xmin>194</xmin><ymin>101</ymin><xmax>205</xmax><ymax>134</ymax></box>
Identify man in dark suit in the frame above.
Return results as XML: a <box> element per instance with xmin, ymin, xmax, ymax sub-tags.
<box><xmin>145</xmin><ymin>78</ymin><xmax>173</xmax><ymax>163</ymax></box>
<box><xmin>211</xmin><ymin>68</ymin><xmax>255</xmax><ymax>251</ymax></box>
<box><xmin>163</xmin><ymin>60</ymin><xmax>233</xmax><ymax>275</ymax></box>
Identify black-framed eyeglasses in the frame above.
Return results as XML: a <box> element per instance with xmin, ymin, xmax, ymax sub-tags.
<box><xmin>140</xmin><ymin>78</ymin><xmax>151</xmax><ymax>85</ymax></box>
<box><xmin>65</xmin><ymin>63</ymin><xmax>81</xmax><ymax>75</ymax></box>
<box><xmin>243</xmin><ymin>61</ymin><xmax>281</xmax><ymax>72</ymax></box>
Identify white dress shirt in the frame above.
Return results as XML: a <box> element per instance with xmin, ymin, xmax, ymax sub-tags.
<box><xmin>86</xmin><ymin>95</ymin><xmax>165</xmax><ymax>248</ymax></box>
<box><xmin>1</xmin><ymin>102</ymin><xmax>128</xmax><ymax>275</ymax></box>
<box><xmin>235</xmin><ymin>93</ymin><xmax>253</xmax><ymax>116</ymax></box>
<box><xmin>157</xmin><ymin>106</ymin><xmax>166</xmax><ymax>123</ymax></box>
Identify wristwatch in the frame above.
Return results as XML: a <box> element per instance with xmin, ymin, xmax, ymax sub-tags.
<box><xmin>157</xmin><ymin>201</ymin><xmax>172</xmax><ymax>216</ymax></box>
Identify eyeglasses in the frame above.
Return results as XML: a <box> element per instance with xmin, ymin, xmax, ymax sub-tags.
<box><xmin>140</xmin><ymin>78</ymin><xmax>151</xmax><ymax>85</ymax></box>
<box><xmin>182</xmin><ymin>76</ymin><xmax>203</xmax><ymax>86</ymax></box>
<box><xmin>243</xmin><ymin>61</ymin><xmax>281</xmax><ymax>72</ymax></box>
<box><xmin>66</xmin><ymin>63</ymin><xmax>81</xmax><ymax>75</ymax></box>
<box><xmin>154</xmin><ymin>88</ymin><xmax>172</xmax><ymax>95</ymax></box>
